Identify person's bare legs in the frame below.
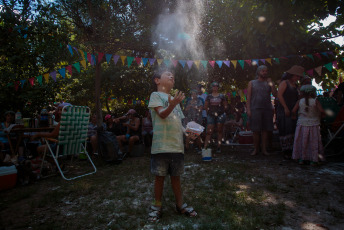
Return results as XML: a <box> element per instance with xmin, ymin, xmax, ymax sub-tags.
<box><xmin>128</xmin><ymin>136</ymin><xmax>139</xmax><ymax>153</ymax></box>
<box><xmin>261</xmin><ymin>131</ymin><xmax>270</xmax><ymax>155</ymax></box>
<box><xmin>251</xmin><ymin>131</ymin><xmax>260</xmax><ymax>155</ymax></box>
<box><xmin>171</xmin><ymin>176</ymin><xmax>183</xmax><ymax>208</ymax></box>
<box><xmin>154</xmin><ymin>176</ymin><xmax>165</xmax><ymax>206</ymax></box>
<box><xmin>90</xmin><ymin>135</ymin><xmax>98</xmax><ymax>154</ymax></box>
<box><xmin>217</xmin><ymin>123</ymin><xmax>224</xmax><ymax>149</ymax></box>
<box><xmin>204</xmin><ymin>124</ymin><xmax>214</xmax><ymax>149</ymax></box>
<box><xmin>116</xmin><ymin>135</ymin><xmax>125</xmax><ymax>152</ymax></box>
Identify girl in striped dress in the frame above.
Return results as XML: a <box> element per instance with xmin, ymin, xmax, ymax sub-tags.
<box><xmin>291</xmin><ymin>85</ymin><xmax>325</xmax><ymax>165</ymax></box>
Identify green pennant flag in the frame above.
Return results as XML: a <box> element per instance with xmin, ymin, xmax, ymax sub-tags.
<box><xmin>273</xmin><ymin>58</ymin><xmax>280</xmax><ymax>64</ymax></box>
<box><xmin>324</xmin><ymin>62</ymin><xmax>333</xmax><ymax>72</ymax></box>
<box><xmin>238</xmin><ymin>60</ymin><xmax>245</xmax><ymax>69</ymax></box>
<box><xmin>72</xmin><ymin>62</ymin><xmax>81</xmax><ymax>73</ymax></box>
<box><xmin>127</xmin><ymin>56</ymin><xmax>134</xmax><ymax>67</ymax></box>
<box><xmin>200</xmin><ymin>60</ymin><xmax>208</xmax><ymax>68</ymax></box>
<box><xmin>37</xmin><ymin>75</ymin><xmax>43</xmax><ymax>85</ymax></box>
<box><xmin>307</xmin><ymin>54</ymin><xmax>314</xmax><ymax>62</ymax></box>
<box><xmin>7</xmin><ymin>82</ymin><xmax>13</xmax><ymax>87</ymax></box>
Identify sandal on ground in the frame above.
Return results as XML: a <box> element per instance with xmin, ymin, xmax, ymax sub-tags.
<box><xmin>176</xmin><ymin>203</ymin><xmax>197</xmax><ymax>217</ymax></box>
<box><xmin>148</xmin><ymin>205</ymin><xmax>162</xmax><ymax>222</ymax></box>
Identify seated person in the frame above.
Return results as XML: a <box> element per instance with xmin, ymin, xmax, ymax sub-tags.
<box><xmin>0</xmin><ymin>111</ymin><xmax>16</xmax><ymax>162</ymax></box>
<box><xmin>87</xmin><ymin>114</ymin><xmax>105</xmax><ymax>156</ymax></box>
<box><xmin>224</xmin><ymin>108</ymin><xmax>243</xmax><ymax>142</ymax></box>
<box><xmin>142</xmin><ymin>110</ymin><xmax>153</xmax><ymax>147</ymax></box>
<box><xmin>105</xmin><ymin>114</ymin><xmax>116</xmax><ymax>133</ymax></box>
<box><xmin>31</xmin><ymin>103</ymin><xmax>71</xmax><ymax>158</ymax></box>
<box><xmin>105</xmin><ymin>114</ymin><xmax>127</xmax><ymax>136</ymax></box>
<box><xmin>117</xmin><ymin>109</ymin><xmax>141</xmax><ymax>155</ymax></box>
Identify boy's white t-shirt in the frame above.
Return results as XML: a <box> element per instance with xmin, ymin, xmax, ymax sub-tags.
<box><xmin>148</xmin><ymin>92</ymin><xmax>185</xmax><ymax>154</ymax></box>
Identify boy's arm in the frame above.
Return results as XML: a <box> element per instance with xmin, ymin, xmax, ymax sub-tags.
<box><xmin>154</xmin><ymin>91</ymin><xmax>185</xmax><ymax>119</ymax></box>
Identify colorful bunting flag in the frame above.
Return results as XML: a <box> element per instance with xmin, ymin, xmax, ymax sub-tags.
<box><xmin>91</xmin><ymin>54</ymin><xmax>96</xmax><ymax>65</ymax></box>
<box><xmin>149</xmin><ymin>58</ymin><xmax>156</xmax><ymax>66</ymax></box>
<box><xmin>80</xmin><ymin>59</ymin><xmax>86</xmax><ymax>69</ymax></box>
<box><xmin>216</xmin><ymin>61</ymin><xmax>223</xmax><ymax>68</ymax></box>
<box><xmin>306</xmin><ymin>69</ymin><xmax>314</xmax><ymax>76</ymax></box>
<box><xmin>164</xmin><ymin>59</ymin><xmax>171</xmax><ymax>67</ymax></box>
<box><xmin>127</xmin><ymin>56</ymin><xmax>134</xmax><ymax>67</ymax></box>
<box><xmin>179</xmin><ymin>60</ymin><xmax>186</xmax><ymax>68</ymax></box>
<box><xmin>135</xmin><ymin>57</ymin><xmax>142</xmax><ymax>65</ymax></box>
<box><xmin>120</xmin><ymin>56</ymin><xmax>126</xmax><ymax>65</ymax></box>
<box><xmin>113</xmin><ymin>55</ymin><xmax>120</xmax><ymax>65</ymax></box>
<box><xmin>306</xmin><ymin>54</ymin><xmax>314</xmax><ymax>61</ymax></box>
<box><xmin>106</xmin><ymin>54</ymin><xmax>112</xmax><ymax>64</ymax></box>
<box><xmin>15</xmin><ymin>81</ymin><xmax>20</xmax><ymax>91</ymax></box>
<box><xmin>50</xmin><ymin>71</ymin><xmax>56</xmax><ymax>82</ymax></box>
<box><xmin>37</xmin><ymin>75</ymin><xmax>43</xmax><ymax>85</ymax></box>
<box><xmin>142</xmin><ymin>58</ymin><xmax>148</xmax><ymax>66</ymax></box>
<box><xmin>324</xmin><ymin>62</ymin><xmax>333</xmax><ymax>72</ymax></box>
<box><xmin>209</xmin><ymin>61</ymin><xmax>215</xmax><ymax>68</ymax></box>
<box><xmin>265</xmin><ymin>58</ymin><xmax>272</xmax><ymax>65</ymax></box>
<box><xmin>314</xmin><ymin>53</ymin><xmax>322</xmax><ymax>60</ymax></box>
<box><xmin>72</xmin><ymin>62</ymin><xmax>81</xmax><ymax>73</ymax></box>
<box><xmin>244</xmin><ymin>60</ymin><xmax>252</xmax><ymax>66</ymax></box>
<box><xmin>187</xmin><ymin>60</ymin><xmax>194</xmax><ymax>69</ymax></box>
<box><xmin>67</xmin><ymin>45</ymin><xmax>73</xmax><ymax>56</ymax></box>
<box><xmin>259</xmin><ymin>59</ymin><xmax>266</xmax><ymax>64</ymax></box>
<box><xmin>29</xmin><ymin>77</ymin><xmax>35</xmax><ymax>86</ymax></box>
<box><xmin>157</xmin><ymin>59</ymin><xmax>163</xmax><ymax>66</ymax></box>
<box><xmin>238</xmin><ymin>60</ymin><xmax>245</xmax><ymax>69</ymax></box>
<box><xmin>66</xmin><ymin>65</ymin><xmax>72</xmax><ymax>76</ymax></box>
<box><xmin>252</xmin><ymin>59</ymin><xmax>259</xmax><ymax>66</ymax></box>
<box><xmin>87</xmin><ymin>53</ymin><xmax>92</xmax><ymax>64</ymax></box>
<box><xmin>231</xmin><ymin>60</ymin><xmax>237</xmax><ymax>69</ymax></box>
<box><xmin>273</xmin><ymin>58</ymin><xmax>280</xmax><ymax>64</ymax></box>
<box><xmin>98</xmin><ymin>52</ymin><xmax>104</xmax><ymax>63</ymax></box>
<box><xmin>223</xmin><ymin>61</ymin><xmax>230</xmax><ymax>68</ymax></box>
<box><xmin>172</xmin><ymin>60</ymin><xmax>178</xmax><ymax>67</ymax></box>
<box><xmin>43</xmin><ymin>73</ymin><xmax>49</xmax><ymax>83</ymax></box>
<box><xmin>333</xmin><ymin>61</ymin><xmax>338</xmax><ymax>69</ymax></box>
<box><xmin>58</xmin><ymin>68</ymin><xmax>66</xmax><ymax>78</ymax></box>
<box><xmin>200</xmin><ymin>60</ymin><xmax>208</xmax><ymax>68</ymax></box>
<box><xmin>20</xmin><ymin>79</ymin><xmax>26</xmax><ymax>88</ymax></box>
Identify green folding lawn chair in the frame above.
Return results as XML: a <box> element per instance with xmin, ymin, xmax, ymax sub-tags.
<box><xmin>43</xmin><ymin>105</ymin><xmax>97</xmax><ymax>180</ymax></box>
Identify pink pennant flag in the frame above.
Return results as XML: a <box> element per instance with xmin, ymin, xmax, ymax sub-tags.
<box><xmin>187</xmin><ymin>60</ymin><xmax>194</xmax><ymax>69</ymax></box>
<box><xmin>66</xmin><ymin>65</ymin><xmax>73</xmax><ymax>76</ymax></box>
<box><xmin>243</xmin><ymin>89</ymin><xmax>247</xmax><ymax>95</ymax></box>
<box><xmin>113</xmin><ymin>55</ymin><xmax>120</xmax><ymax>65</ymax></box>
<box><xmin>172</xmin><ymin>60</ymin><xmax>178</xmax><ymax>67</ymax></box>
<box><xmin>314</xmin><ymin>53</ymin><xmax>322</xmax><ymax>60</ymax></box>
<box><xmin>315</xmin><ymin>66</ymin><xmax>322</xmax><ymax>76</ymax></box>
<box><xmin>333</xmin><ymin>61</ymin><xmax>338</xmax><ymax>69</ymax></box>
<box><xmin>15</xmin><ymin>81</ymin><xmax>20</xmax><ymax>91</ymax></box>
<box><xmin>135</xmin><ymin>57</ymin><xmax>142</xmax><ymax>65</ymax></box>
<box><xmin>98</xmin><ymin>52</ymin><xmax>104</xmax><ymax>63</ymax></box>
<box><xmin>29</xmin><ymin>77</ymin><xmax>35</xmax><ymax>86</ymax></box>
<box><xmin>306</xmin><ymin>69</ymin><xmax>314</xmax><ymax>76</ymax></box>
<box><xmin>209</xmin><ymin>61</ymin><xmax>215</xmax><ymax>68</ymax></box>
<box><xmin>244</xmin><ymin>60</ymin><xmax>252</xmax><ymax>66</ymax></box>
<box><xmin>87</xmin><ymin>53</ymin><xmax>92</xmax><ymax>63</ymax></box>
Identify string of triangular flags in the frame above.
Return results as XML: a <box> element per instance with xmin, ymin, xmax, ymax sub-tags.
<box><xmin>5</xmin><ymin>42</ymin><xmax>343</xmax><ymax>91</ymax></box>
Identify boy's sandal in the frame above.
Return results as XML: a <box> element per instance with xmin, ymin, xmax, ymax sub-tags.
<box><xmin>176</xmin><ymin>203</ymin><xmax>197</xmax><ymax>217</ymax></box>
<box><xmin>148</xmin><ymin>205</ymin><xmax>162</xmax><ymax>222</ymax></box>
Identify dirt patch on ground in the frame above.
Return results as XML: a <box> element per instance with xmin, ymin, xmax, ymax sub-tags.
<box><xmin>1</xmin><ymin>146</ymin><xmax>344</xmax><ymax>230</ymax></box>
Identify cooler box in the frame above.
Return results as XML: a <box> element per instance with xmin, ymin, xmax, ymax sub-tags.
<box><xmin>238</xmin><ymin>131</ymin><xmax>253</xmax><ymax>144</ymax></box>
<box><xmin>0</xmin><ymin>165</ymin><xmax>17</xmax><ymax>191</ymax></box>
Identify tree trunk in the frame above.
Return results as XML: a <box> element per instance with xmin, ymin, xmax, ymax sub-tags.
<box><xmin>95</xmin><ymin>61</ymin><xmax>102</xmax><ymax>126</ymax></box>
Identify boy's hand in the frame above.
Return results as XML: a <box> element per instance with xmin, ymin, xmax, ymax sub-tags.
<box><xmin>168</xmin><ymin>90</ymin><xmax>185</xmax><ymax>107</ymax></box>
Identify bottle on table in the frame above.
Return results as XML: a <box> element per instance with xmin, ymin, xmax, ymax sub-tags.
<box><xmin>15</xmin><ymin>110</ymin><xmax>22</xmax><ymax>125</ymax></box>
<box><xmin>39</xmin><ymin>108</ymin><xmax>49</xmax><ymax>127</ymax></box>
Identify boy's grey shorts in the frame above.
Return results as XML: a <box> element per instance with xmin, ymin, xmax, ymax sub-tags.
<box><xmin>150</xmin><ymin>153</ymin><xmax>184</xmax><ymax>176</ymax></box>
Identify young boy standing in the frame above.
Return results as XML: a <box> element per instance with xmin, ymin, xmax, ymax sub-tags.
<box><xmin>148</xmin><ymin>71</ymin><xmax>197</xmax><ymax>222</ymax></box>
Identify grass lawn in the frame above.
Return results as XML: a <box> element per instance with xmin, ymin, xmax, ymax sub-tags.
<box><xmin>1</xmin><ymin>147</ymin><xmax>344</xmax><ymax>229</ymax></box>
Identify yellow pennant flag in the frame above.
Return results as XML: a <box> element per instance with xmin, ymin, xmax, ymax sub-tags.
<box><xmin>265</xmin><ymin>58</ymin><xmax>272</xmax><ymax>65</ymax></box>
<box><xmin>231</xmin><ymin>60</ymin><xmax>237</xmax><ymax>69</ymax></box>
<box><xmin>157</xmin><ymin>59</ymin><xmax>163</xmax><ymax>65</ymax></box>
<box><xmin>43</xmin><ymin>73</ymin><xmax>50</xmax><ymax>83</ymax></box>
<box><xmin>194</xmin><ymin>60</ymin><xmax>200</xmax><ymax>69</ymax></box>
<box><xmin>79</xmin><ymin>50</ymin><xmax>85</xmax><ymax>60</ymax></box>
<box><xmin>120</xmin><ymin>56</ymin><xmax>127</xmax><ymax>65</ymax></box>
<box><xmin>80</xmin><ymin>59</ymin><xmax>86</xmax><ymax>69</ymax></box>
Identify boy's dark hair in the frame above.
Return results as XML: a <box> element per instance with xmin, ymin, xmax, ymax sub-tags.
<box><xmin>151</xmin><ymin>69</ymin><xmax>172</xmax><ymax>91</ymax></box>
